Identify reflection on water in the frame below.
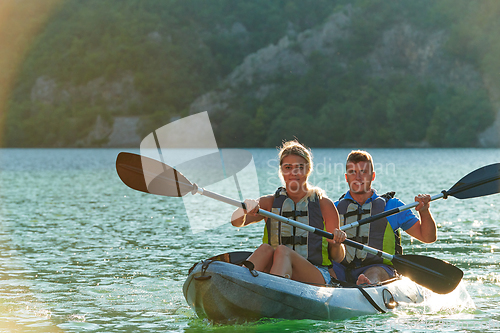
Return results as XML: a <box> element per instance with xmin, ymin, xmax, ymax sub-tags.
<box><xmin>0</xmin><ymin>148</ymin><xmax>499</xmax><ymax>332</ymax></box>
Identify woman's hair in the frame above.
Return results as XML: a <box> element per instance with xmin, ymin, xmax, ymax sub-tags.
<box><xmin>278</xmin><ymin>140</ymin><xmax>325</xmax><ymax>200</ymax></box>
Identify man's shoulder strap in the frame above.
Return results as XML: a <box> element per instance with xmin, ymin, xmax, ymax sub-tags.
<box><xmin>338</xmin><ymin>192</ymin><xmax>347</xmax><ymax>201</ymax></box>
<box><xmin>380</xmin><ymin>191</ymin><xmax>396</xmax><ymax>201</ymax></box>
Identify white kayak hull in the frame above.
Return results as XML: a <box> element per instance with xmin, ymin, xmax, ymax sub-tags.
<box><xmin>183</xmin><ymin>252</ymin><xmax>426</xmax><ymax>322</ymax></box>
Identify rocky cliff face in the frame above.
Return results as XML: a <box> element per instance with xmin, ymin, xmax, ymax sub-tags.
<box><xmin>29</xmin><ymin>72</ymin><xmax>143</xmax><ymax>147</ymax></box>
<box><xmin>478</xmin><ymin>72</ymin><xmax>500</xmax><ymax>147</ymax></box>
<box><xmin>26</xmin><ymin>6</ymin><xmax>499</xmax><ymax>147</ymax></box>
<box><xmin>189</xmin><ymin>7</ymin><xmax>499</xmax><ymax>147</ymax></box>
<box><xmin>367</xmin><ymin>24</ymin><xmax>482</xmax><ymax>89</ymax></box>
<box><xmin>31</xmin><ymin>72</ymin><xmax>141</xmax><ymax>113</ymax></box>
<box><xmin>190</xmin><ymin>8</ymin><xmax>353</xmax><ymax>116</ymax></box>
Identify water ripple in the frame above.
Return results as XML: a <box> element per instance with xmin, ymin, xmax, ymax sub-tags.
<box><xmin>0</xmin><ymin>148</ymin><xmax>499</xmax><ymax>332</ymax></box>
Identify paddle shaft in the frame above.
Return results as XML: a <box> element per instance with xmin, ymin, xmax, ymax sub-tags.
<box><xmin>197</xmin><ymin>185</ymin><xmax>463</xmax><ymax>287</ymax></box>
<box><xmin>115</xmin><ymin>152</ymin><xmax>467</xmax><ymax>293</ymax></box>
<box><xmin>194</xmin><ymin>184</ymin><xmax>396</xmax><ymax>261</ymax></box>
<box><xmin>117</xmin><ymin>152</ymin><xmax>500</xmax><ymax>235</ymax></box>
<box><xmin>341</xmin><ymin>163</ymin><xmax>500</xmax><ymax>231</ymax></box>
<box><xmin>340</xmin><ymin>192</ymin><xmax>444</xmax><ymax>231</ymax></box>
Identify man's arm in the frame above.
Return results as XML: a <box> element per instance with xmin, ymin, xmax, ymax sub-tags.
<box><xmin>404</xmin><ymin>194</ymin><xmax>437</xmax><ymax>243</ymax></box>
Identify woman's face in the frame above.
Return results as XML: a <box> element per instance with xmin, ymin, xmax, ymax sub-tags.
<box><xmin>280</xmin><ymin>154</ymin><xmax>309</xmax><ymax>194</ymax></box>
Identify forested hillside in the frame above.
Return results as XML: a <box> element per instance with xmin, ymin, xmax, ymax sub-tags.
<box><xmin>5</xmin><ymin>0</ymin><xmax>500</xmax><ymax>147</ymax></box>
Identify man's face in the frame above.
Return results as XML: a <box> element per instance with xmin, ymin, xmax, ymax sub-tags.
<box><xmin>345</xmin><ymin>161</ymin><xmax>375</xmax><ymax>195</ymax></box>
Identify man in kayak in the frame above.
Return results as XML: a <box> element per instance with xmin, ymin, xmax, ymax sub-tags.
<box><xmin>231</xmin><ymin>140</ymin><xmax>347</xmax><ymax>285</ymax></box>
<box><xmin>332</xmin><ymin>150</ymin><xmax>436</xmax><ymax>285</ymax></box>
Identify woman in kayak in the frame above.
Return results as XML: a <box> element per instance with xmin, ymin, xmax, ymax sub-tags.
<box><xmin>231</xmin><ymin>140</ymin><xmax>346</xmax><ymax>285</ymax></box>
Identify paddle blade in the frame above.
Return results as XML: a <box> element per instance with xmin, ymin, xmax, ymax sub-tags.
<box><xmin>116</xmin><ymin>152</ymin><xmax>195</xmax><ymax>197</ymax></box>
<box><xmin>447</xmin><ymin>163</ymin><xmax>500</xmax><ymax>199</ymax></box>
<box><xmin>392</xmin><ymin>254</ymin><xmax>463</xmax><ymax>294</ymax></box>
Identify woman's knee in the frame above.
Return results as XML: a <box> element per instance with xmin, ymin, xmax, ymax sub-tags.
<box><xmin>273</xmin><ymin>245</ymin><xmax>292</xmax><ymax>259</ymax></box>
<box><xmin>256</xmin><ymin>243</ymin><xmax>274</xmax><ymax>255</ymax></box>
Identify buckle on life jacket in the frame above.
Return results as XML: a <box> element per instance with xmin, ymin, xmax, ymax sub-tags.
<box><xmin>343</xmin><ymin>208</ymin><xmax>370</xmax><ymax>219</ymax></box>
<box><xmin>281</xmin><ymin>236</ymin><xmax>308</xmax><ymax>245</ymax></box>
<box><xmin>282</xmin><ymin>211</ymin><xmax>308</xmax><ymax>218</ymax></box>
<box><xmin>348</xmin><ymin>236</ymin><xmax>369</xmax><ymax>244</ymax></box>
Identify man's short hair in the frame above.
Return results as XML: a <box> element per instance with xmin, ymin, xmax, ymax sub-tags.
<box><xmin>346</xmin><ymin>150</ymin><xmax>374</xmax><ymax>172</ymax></box>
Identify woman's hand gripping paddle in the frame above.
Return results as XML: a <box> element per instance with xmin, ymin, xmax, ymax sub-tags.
<box><xmin>116</xmin><ymin>152</ymin><xmax>466</xmax><ymax>294</ymax></box>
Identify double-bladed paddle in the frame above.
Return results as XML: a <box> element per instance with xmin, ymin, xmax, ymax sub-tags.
<box><xmin>115</xmin><ymin>152</ymin><xmax>468</xmax><ymax>294</ymax></box>
<box><xmin>341</xmin><ymin>163</ymin><xmax>500</xmax><ymax>231</ymax></box>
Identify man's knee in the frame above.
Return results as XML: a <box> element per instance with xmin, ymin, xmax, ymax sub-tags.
<box><xmin>364</xmin><ymin>266</ymin><xmax>390</xmax><ymax>280</ymax></box>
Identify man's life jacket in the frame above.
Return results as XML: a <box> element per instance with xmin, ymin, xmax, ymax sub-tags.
<box><xmin>263</xmin><ymin>187</ymin><xmax>332</xmax><ymax>267</ymax></box>
<box><xmin>336</xmin><ymin>191</ymin><xmax>402</xmax><ymax>267</ymax></box>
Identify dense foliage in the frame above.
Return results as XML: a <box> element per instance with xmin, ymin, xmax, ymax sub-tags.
<box><xmin>214</xmin><ymin>62</ymin><xmax>493</xmax><ymax>147</ymax></box>
<box><xmin>5</xmin><ymin>0</ymin><xmax>498</xmax><ymax>147</ymax></box>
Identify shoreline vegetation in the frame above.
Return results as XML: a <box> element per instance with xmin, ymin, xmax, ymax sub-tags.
<box><xmin>4</xmin><ymin>0</ymin><xmax>500</xmax><ymax>148</ymax></box>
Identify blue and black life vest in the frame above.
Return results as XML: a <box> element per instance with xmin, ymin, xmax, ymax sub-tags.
<box><xmin>337</xmin><ymin>191</ymin><xmax>402</xmax><ymax>266</ymax></box>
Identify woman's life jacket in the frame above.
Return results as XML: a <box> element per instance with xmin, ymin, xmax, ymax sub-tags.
<box><xmin>336</xmin><ymin>191</ymin><xmax>402</xmax><ymax>267</ymax></box>
<box><xmin>263</xmin><ymin>187</ymin><xmax>332</xmax><ymax>267</ymax></box>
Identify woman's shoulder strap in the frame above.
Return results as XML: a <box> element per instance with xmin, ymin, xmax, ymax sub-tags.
<box><xmin>274</xmin><ymin>187</ymin><xmax>287</xmax><ymax>198</ymax></box>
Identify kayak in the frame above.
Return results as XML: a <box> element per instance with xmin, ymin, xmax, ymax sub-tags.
<box><xmin>183</xmin><ymin>251</ymin><xmax>430</xmax><ymax>322</ymax></box>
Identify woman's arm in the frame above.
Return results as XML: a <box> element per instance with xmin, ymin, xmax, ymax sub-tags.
<box><xmin>231</xmin><ymin>195</ymin><xmax>274</xmax><ymax>227</ymax></box>
<box><xmin>320</xmin><ymin>197</ymin><xmax>346</xmax><ymax>263</ymax></box>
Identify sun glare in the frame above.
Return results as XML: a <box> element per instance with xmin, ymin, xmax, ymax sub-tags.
<box><xmin>0</xmin><ymin>0</ymin><xmax>61</xmax><ymax>145</ymax></box>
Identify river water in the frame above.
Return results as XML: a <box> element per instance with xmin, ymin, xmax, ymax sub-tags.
<box><xmin>0</xmin><ymin>148</ymin><xmax>499</xmax><ymax>332</ymax></box>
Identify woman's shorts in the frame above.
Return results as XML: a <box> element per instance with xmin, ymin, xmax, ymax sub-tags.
<box><xmin>315</xmin><ymin>265</ymin><xmax>332</xmax><ymax>285</ymax></box>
